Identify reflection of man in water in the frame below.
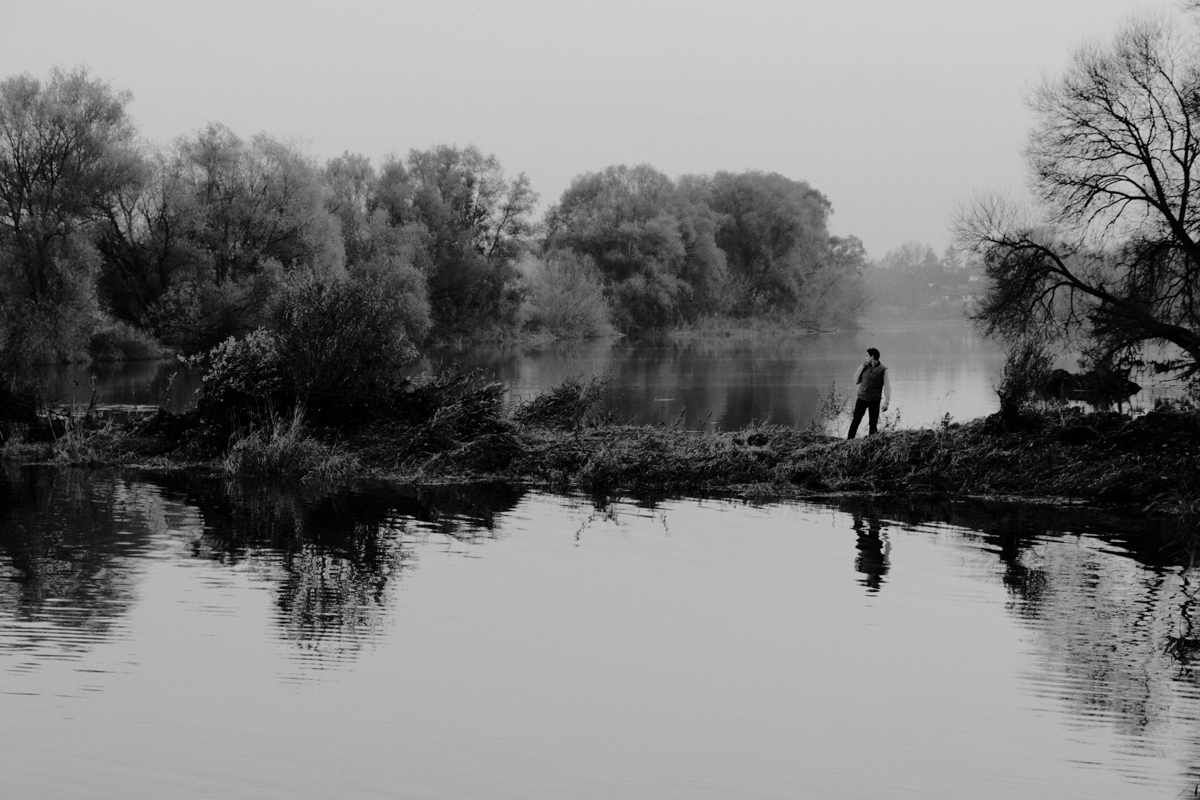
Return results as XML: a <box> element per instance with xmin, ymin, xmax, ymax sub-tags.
<box><xmin>852</xmin><ymin>508</ymin><xmax>890</xmax><ymax>592</ymax></box>
<box><xmin>847</xmin><ymin>347</ymin><xmax>891</xmax><ymax>438</ymax></box>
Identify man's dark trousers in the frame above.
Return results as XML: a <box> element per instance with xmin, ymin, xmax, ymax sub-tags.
<box><xmin>847</xmin><ymin>398</ymin><xmax>880</xmax><ymax>438</ymax></box>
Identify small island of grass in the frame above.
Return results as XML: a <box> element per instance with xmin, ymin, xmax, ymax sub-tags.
<box><xmin>4</xmin><ymin>370</ymin><xmax>1197</xmax><ymax>519</ymax></box>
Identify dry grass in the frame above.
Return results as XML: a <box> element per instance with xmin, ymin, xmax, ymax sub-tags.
<box><xmin>52</xmin><ymin>415</ymin><xmax>121</xmax><ymax>465</ymax></box>
<box><xmin>499</xmin><ymin>405</ymin><xmax>1198</xmax><ymax>513</ymax></box>
<box><xmin>223</xmin><ymin>409</ymin><xmax>357</xmax><ymax>479</ymax></box>
<box><xmin>16</xmin><ymin>372</ymin><xmax>1198</xmax><ymax>517</ymax></box>
<box><xmin>512</xmin><ymin>376</ymin><xmax>611</xmax><ymax>430</ymax></box>
<box><xmin>513</xmin><ymin>423</ymin><xmax>829</xmax><ymax>495</ymax></box>
<box><xmin>253</xmin><ymin>379</ymin><xmax>1200</xmax><ymax>516</ymax></box>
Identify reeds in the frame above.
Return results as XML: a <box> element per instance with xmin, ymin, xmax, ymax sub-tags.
<box><xmin>30</xmin><ymin>370</ymin><xmax>1198</xmax><ymax>516</ymax></box>
<box><xmin>51</xmin><ymin>415</ymin><xmax>120</xmax><ymax>464</ymax></box>
<box><xmin>512</xmin><ymin>376</ymin><xmax>611</xmax><ymax>430</ymax></box>
<box><xmin>219</xmin><ymin>377</ymin><xmax>1200</xmax><ymax>515</ymax></box>
<box><xmin>387</xmin><ymin>371</ymin><xmax>510</xmax><ymax>463</ymax></box>
<box><xmin>222</xmin><ymin>408</ymin><xmax>356</xmax><ymax>479</ymax></box>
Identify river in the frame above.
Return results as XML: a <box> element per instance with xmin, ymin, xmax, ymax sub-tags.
<box><xmin>1</xmin><ymin>466</ymin><xmax>1197</xmax><ymax>798</ymax></box>
<box><xmin>16</xmin><ymin>324</ymin><xmax>1197</xmax><ymax>795</ymax></box>
<box><xmin>443</xmin><ymin>320</ymin><xmax>1010</xmax><ymax>430</ymax></box>
<box><xmin>35</xmin><ymin>320</ymin><xmax>1184</xmax><ymax>430</ymax></box>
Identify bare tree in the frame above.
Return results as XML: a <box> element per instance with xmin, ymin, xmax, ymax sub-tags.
<box><xmin>958</xmin><ymin>13</ymin><xmax>1200</xmax><ymax>377</ymax></box>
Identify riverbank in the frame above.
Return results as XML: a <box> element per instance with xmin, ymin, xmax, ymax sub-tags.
<box><xmin>385</xmin><ymin>407</ymin><xmax>1199</xmax><ymax>514</ymax></box>
<box><xmin>4</xmin><ymin>380</ymin><xmax>1197</xmax><ymax>516</ymax></box>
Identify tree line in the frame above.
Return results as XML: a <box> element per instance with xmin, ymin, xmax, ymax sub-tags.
<box><xmin>865</xmin><ymin>242</ymin><xmax>985</xmax><ymax>318</ymax></box>
<box><xmin>0</xmin><ymin>67</ymin><xmax>870</xmax><ymax>370</ymax></box>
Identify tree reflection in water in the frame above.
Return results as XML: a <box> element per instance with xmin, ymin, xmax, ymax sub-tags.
<box><xmin>0</xmin><ymin>465</ymin><xmax>171</xmax><ymax>660</ymax></box>
<box><xmin>7</xmin><ymin>465</ymin><xmax>1200</xmax><ymax>789</ymax></box>
<box><xmin>165</xmin><ymin>477</ymin><xmax>528</xmax><ymax>667</ymax></box>
<box><xmin>0</xmin><ymin>467</ymin><xmax>527</xmax><ymax>670</ymax></box>
<box><xmin>836</xmin><ymin>496</ymin><xmax>1200</xmax><ymax>793</ymax></box>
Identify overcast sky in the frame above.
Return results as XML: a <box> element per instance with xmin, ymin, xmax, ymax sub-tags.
<box><xmin>0</xmin><ymin>0</ymin><xmax>1174</xmax><ymax>259</ymax></box>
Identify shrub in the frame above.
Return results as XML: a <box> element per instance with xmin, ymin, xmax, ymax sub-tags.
<box><xmin>145</xmin><ymin>267</ymin><xmax>286</xmax><ymax>354</ymax></box>
<box><xmin>513</xmin><ymin>376</ymin><xmax>612</xmax><ymax>429</ymax></box>
<box><xmin>88</xmin><ymin>319</ymin><xmax>170</xmax><ymax>362</ymax></box>
<box><xmin>222</xmin><ymin>408</ymin><xmax>353</xmax><ymax>477</ymax></box>
<box><xmin>389</xmin><ymin>369</ymin><xmax>509</xmax><ymax>453</ymax></box>
<box><xmin>194</xmin><ymin>328</ymin><xmax>284</xmax><ymax>426</ymax></box>
<box><xmin>608</xmin><ymin>269</ymin><xmax>685</xmax><ymax>333</ymax></box>
<box><xmin>268</xmin><ymin>276</ymin><xmax>420</xmax><ymax>416</ymax></box>
<box><xmin>519</xmin><ymin>251</ymin><xmax>614</xmax><ymax>338</ymax></box>
<box><xmin>996</xmin><ymin>338</ymin><xmax>1053</xmax><ymax>423</ymax></box>
<box><xmin>194</xmin><ymin>273</ymin><xmax>426</xmax><ymax>431</ymax></box>
<box><xmin>809</xmin><ymin>381</ymin><xmax>850</xmax><ymax>435</ymax></box>
<box><xmin>52</xmin><ymin>414</ymin><xmax>127</xmax><ymax>465</ymax></box>
<box><xmin>349</xmin><ymin>255</ymin><xmax>432</xmax><ymax>346</ymax></box>
<box><xmin>143</xmin><ymin>281</ymin><xmax>206</xmax><ymax>352</ymax></box>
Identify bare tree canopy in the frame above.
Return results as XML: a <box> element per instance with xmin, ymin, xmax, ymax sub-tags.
<box><xmin>958</xmin><ymin>12</ymin><xmax>1200</xmax><ymax>377</ymax></box>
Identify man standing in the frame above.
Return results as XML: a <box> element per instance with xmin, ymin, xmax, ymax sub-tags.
<box><xmin>847</xmin><ymin>347</ymin><xmax>890</xmax><ymax>438</ymax></box>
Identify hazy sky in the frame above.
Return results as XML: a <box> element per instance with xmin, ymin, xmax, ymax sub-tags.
<box><xmin>0</xmin><ymin>0</ymin><xmax>1173</xmax><ymax>259</ymax></box>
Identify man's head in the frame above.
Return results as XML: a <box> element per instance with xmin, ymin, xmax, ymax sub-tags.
<box><xmin>866</xmin><ymin>347</ymin><xmax>880</xmax><ymax>362</ymax></box>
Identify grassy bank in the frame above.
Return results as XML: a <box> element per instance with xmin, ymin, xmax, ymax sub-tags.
<box><xmin>441</xmin><ymin>408</ymin><xmax>1198</xmax><ymax>514</ymax></box>
<box><xmin>4</xmin><ymin>373</ymin><xmax>1197</xmax><ymax>517</ymax></box>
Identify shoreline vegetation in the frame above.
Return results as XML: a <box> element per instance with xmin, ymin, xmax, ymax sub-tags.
<box><xmin>11</xmin><ymin>11</ymin><xmax>1200</xmax><ymax>524</ymax></box>
<box><xmin>0</xmin><ymin>68</ymin><xmax>875</xmax><ymax>376</ymax></box>
<box><xmin>3</xmin><ymin>373</ymin><xmax>1197</xmax><ymax>519</ymax></box>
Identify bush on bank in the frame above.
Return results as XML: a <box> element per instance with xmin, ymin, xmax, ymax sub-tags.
<box><xmin>189</xmin><ymin>276</ymin><xmax>425</xmax><ymax>442</ymax></box>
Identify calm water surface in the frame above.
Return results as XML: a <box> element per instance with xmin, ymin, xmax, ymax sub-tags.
<box><xmin>444</xmin><ymin>321</ymin><xmax>1010</xmax><ymax>430</ymax></box>
<box><xmin>41</xmin><ymin>321</ymin><xmax>1185</xmax><ymax>429</ymax></box>
<box><xmin>2</xmin><ymin>466</ymin><xmax>1199</xmax><ymax>798</ymax></box>
<box><xmin>446</xmin><ymin>322</ymin><xmax>1189</xmax><ymax>429</ymax></box>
